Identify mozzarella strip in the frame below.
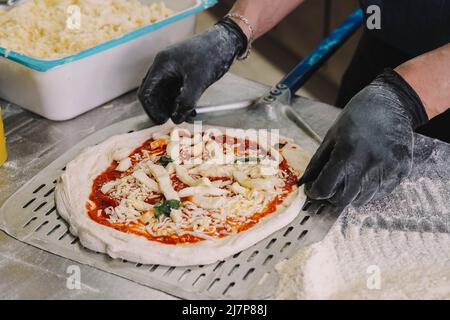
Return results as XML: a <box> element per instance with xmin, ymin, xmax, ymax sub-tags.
<box><xmin>101</xmin><ymin>180</ymin><xmax>118</xmax><ymax>194</ymax></box>
<box><xmin>205</xmin><ymin>140</ymin><xmax>222</xmax><ymax>158</ymax></box>
<box><xmin>175</xmin><ymin>165</ymin><xmax>198</xmax><ymax>186</ymax></box>
<box><xmin>146</xmin><ymin>164</ymin><xmax>180</xmax><ymax>201</ymax></box>
<box><xmin>192</xmin><ymin>142</ymin><xmax>203</xmax><ymax>158</ymax></box>
<box><xmin>116</xmin><ymin>158</ymin><xmax>132</xmax><ymax>172</ymax></box>
<box><xmin>191</xmin><ymin>195</ymin><xmax>225</xmax><ymax>209</ymax></box>
<box><xmin>242</xmin><ymin>178</ymin><xmax>277</xmax><ymax>191</ymax></box>
<box><xmin>260</xmin><ymin>165</ymin><xmax>279</xmax><ymax>176</ymax></box>
<box><xmin>233</xmin><ymin>171</ymin><xmax>279</xmax><ymax>191</ymax></box>
<box><xmin>170</xmin><ymin>128</ymin><xmax>191</xmax><ymax>141</ymax></box>
<box><xmin>131</xmin><ymin>199</ymin><xmax>152</xmax><ymax>212</ymax></box>
<box><xmin>132</xmin><ymin>169</ymin><xmax>160</xmax><ymax>192</ymax></box>
<box><xmin>166</xmin><ymin>142</ymin><xmax>180</xmax><ymax>163</ymax></box>
<box><xmin>231</xmin><ymin>182</ymin><xmax>248</xmax><ymax>195</ymax></box>
<box><xmin>179</xmin><ymin>186</ymin><xmax>228</xmax><ymax>198</ymax></box>
<box><xmin>232</xmin><ymin>171</ymin><xmax>247</xmax><ymax>185</ymax></box>
<box><xmin>190</xmin><ymin>164</ymin><xmax>235</xmax><ymax>178</ymax></box>
<box><xmin>170</xmin><ymin>209</ymin><xmax>183</xmax><ymax>224</ymax></box>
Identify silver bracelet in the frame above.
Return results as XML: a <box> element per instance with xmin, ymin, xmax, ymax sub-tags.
<box><xmin>225</xmin><ymin>13</ymin><xmax>255</xmax><ymax>60</ymax></box>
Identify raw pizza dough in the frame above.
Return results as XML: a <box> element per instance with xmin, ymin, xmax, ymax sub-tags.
<box><xmin>55</xmin><ymin>122</ymin><xmax>310</xmax><ymax>266</ymax></box>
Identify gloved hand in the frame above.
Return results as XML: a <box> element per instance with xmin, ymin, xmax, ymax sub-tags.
<box><xmin>138</xmin><ymin>18</ymin><xmax>247</xmax><ymax>124</ymax></box>
<box><xmin>299</xmin><ymin>69</ymin><xmax>429</xmax><ymax>207</ymax></box>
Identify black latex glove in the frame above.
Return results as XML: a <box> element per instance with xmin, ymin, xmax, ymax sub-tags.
<box><xmin>138</xmin><ymin>18</ymin><xmax>247</xmax><ymax>124</ymax></box>
<box><xmin>300</xmin><ymin>69</ymin><xmax>429</xmax><ymax>207</ymax></box>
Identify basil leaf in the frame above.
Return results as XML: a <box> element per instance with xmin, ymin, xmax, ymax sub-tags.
<box><xmin>154</xmin><ymin>201</ymin><xmax>170</xmax><ymax>218</ymax></box>
<box><xmin>157</xmin><ymin>156</ymin><xmax>173</xmax><ymax>167</ymax></box>
<box><xmin>154</xmin><ymin>200</ymin><xmax>181</xmax><ymax>218</ymax></box>
<box><xmin>166</xmin><ymin>199</ymin><xmax>181</xmax><ymax>209</ymax></box>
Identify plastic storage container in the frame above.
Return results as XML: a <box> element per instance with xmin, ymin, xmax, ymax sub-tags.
<box><xmin>0</xmin><ymin>0</ymin><xmax>217</xmax><ymax>121</ymax></box>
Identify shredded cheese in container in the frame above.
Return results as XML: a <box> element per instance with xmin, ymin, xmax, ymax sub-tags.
<box><xmin>0</xmin><ymin>0</ymin><xmax>174</xmax><ymax>60</ymax></box>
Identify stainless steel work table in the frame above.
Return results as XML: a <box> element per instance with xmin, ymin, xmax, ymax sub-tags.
<box><xmin>0</xmin><ymin>73</ymin><xmax>341</xmax><ymax>299</ymax></box>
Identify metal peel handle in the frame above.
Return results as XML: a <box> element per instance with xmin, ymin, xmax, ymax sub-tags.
<box><xmin>0</xmin><ymin>106</ymin><xmax>7</xmax><ymax>166</ymax></box>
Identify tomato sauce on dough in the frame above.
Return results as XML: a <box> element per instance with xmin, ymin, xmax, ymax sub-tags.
<box><xmin>87</xmin><ymin>135</ymin><xmax>299</xmax><ymax>245</ymax></box>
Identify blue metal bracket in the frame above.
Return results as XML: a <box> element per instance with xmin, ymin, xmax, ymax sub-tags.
<box><xmin>279</xmin><ymin>9</ymin><xmax>364</xmax><ymax>94</ymax></box>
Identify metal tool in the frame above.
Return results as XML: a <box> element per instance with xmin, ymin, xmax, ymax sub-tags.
<box><xmin>0</xmin><ymin>10</ymin><xmax>363</xmax><ymax>300</ymax></box>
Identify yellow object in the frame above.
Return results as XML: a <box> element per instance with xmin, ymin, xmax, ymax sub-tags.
<box><xmin>0</xmin><ymin>106</ymin><xmax>7</xmax><ymax>166</ymax></box>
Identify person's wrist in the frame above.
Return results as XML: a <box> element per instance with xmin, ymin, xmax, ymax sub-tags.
<box><xmin>372</xmin><ymin>68</ymin><xmax>429</xmax><ymax>129</ymax></box>
<box><xmin>227</xmin><ymin>16</ymin><xmax>252</xmax><ymax>43</ymax></box>
<box><xmin>225</xmin><ymin>13</ymin><xmax>255</xmax><ymax>60</ymax></box>
<box><xmin>217</xmin><ymin>17</ymin><xmax>248</xmax><ymax>58</ymax></box>
<box><xmin>395</xmin><ymin>63</ymin><xmax>439</xmax><ymax>119</ymax></box>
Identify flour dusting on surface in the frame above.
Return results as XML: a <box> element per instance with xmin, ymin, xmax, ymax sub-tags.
<box><xmin>276</xmin><ymin>137</ymin><xmax>450</xmax><ymax>299</ymax></box>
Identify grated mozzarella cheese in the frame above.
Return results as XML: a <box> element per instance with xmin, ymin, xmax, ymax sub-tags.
<box><xmin>0</xmin><ymin>0</ymin><xmax>174</xmax><ymax>59</ymax></box>
<box><xmin>97</xmin><ymin>127</ymin><xmax>297</xmax><ymax>239</ymax></box>
<box><xmin>132</xmin><ymin>169</ymin><xmax>159</xmax><ymax>192</ymax></box>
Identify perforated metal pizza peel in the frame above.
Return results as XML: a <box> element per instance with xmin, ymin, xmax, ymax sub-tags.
<box><xmin>0</xmin><ymin>110</ymin><xmax>341</xmax><ymax>300</ymax></box>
